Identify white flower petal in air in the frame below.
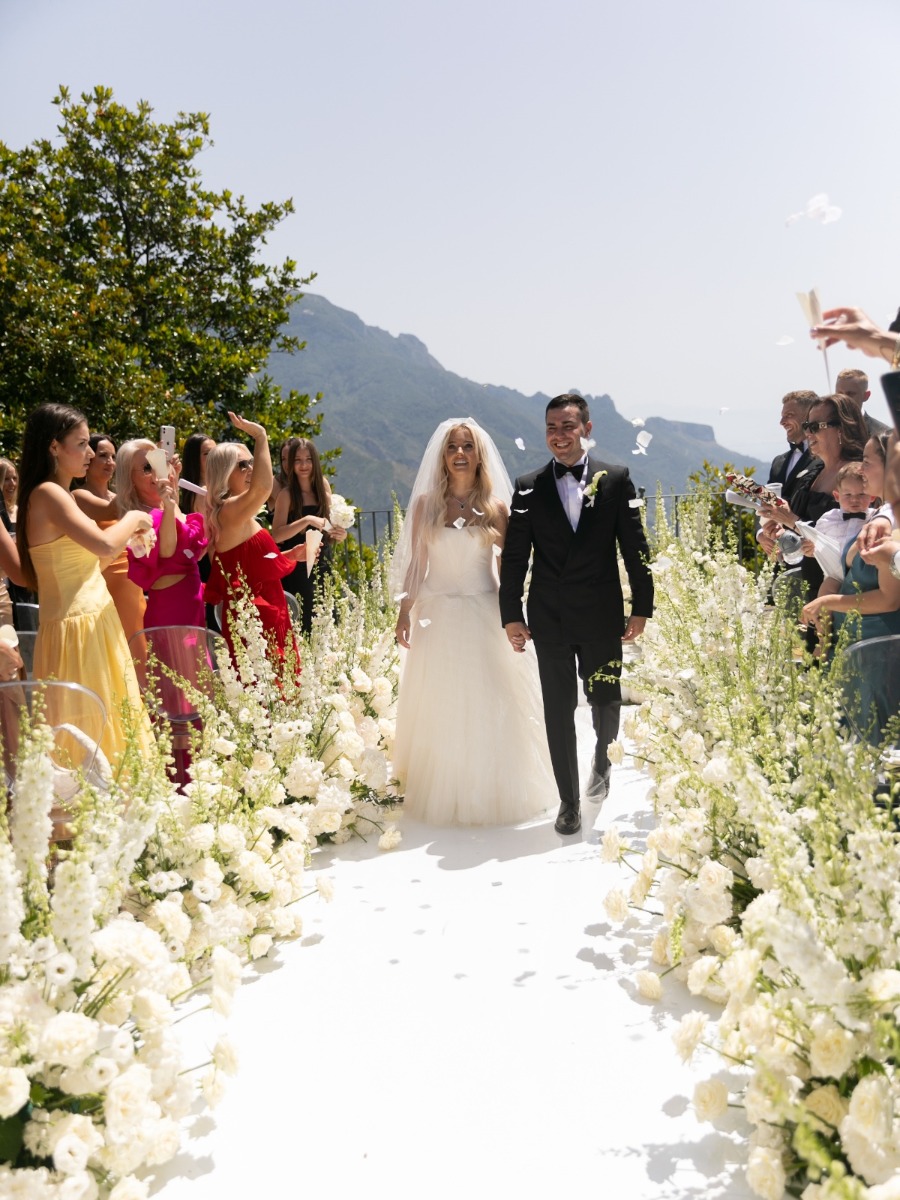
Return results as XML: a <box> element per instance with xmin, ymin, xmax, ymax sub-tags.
<box><xmin>183</xmin><ymin>549</ymin><xmax>194</xmax><ymax>559</ymax></box>
<box><xmin>580</xmin><ymin>436</ymin><xmax>596</xmax><ymax>451</ymax></box>
<box><xmin>630</xmin><ymin>417</ymin><xmax>645</xmax><ymax>428</ymax></box>
<box><xmin>472</xmin><ymin>508</ymin><xmax>484</xmax><ymax>515</ymax></box>
<box><xmin>628</xmin><ymin>498</ymin><xmax>644</xmax><ymax>509</ymax></box>
<box><xmin>264</xmin><ymin>552</ymin><xmax>278</xmax><ymax>559</ymax></box>
<box><xmin>636</xmin><ymin>430</ymin><xmax>653</xmax><ymax>449</ymax></box>
<box><xmin>513</xmin><ymin>508</ymin><xmax>528</xmax><ymax>514</ymax></box>
<box><xmin>775</xmin><ymin>335</ymin><xmax>794</xmax><ymax>346</ymax></box>
<box><xmin>514</xmin><ymin>438</ymin><xmax>525</xmax><ymax>450</ymax></box>
<box><xmin>419</xmin><ymin>619</ymin><xmax>431</xmax><ymax>627</ymax></box>
<box><xmin>452</xmin><ymin>517</ymin><xmax>466</xmax><ymax>529</ymax></box>
<box><xmin>492</xmin><ymin>545</ymin><xmax>502</xmax><ymax>557</ymax></box>
<box><xmin>517</xmin><ymin>489</ymin><xmax>533</xmax><ymax>496</ymax></box>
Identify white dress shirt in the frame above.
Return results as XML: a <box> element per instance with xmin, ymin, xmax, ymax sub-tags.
<box><xmin>555</xmin><ymin>455</ymin><xmax>588</xmax><ymax>531</ymax></box>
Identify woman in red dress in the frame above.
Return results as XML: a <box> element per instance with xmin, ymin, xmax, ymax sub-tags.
<box><xmin>203</xmin><ymin>414</ymin><xmax>307</xmax><ymax>673</ymax></box>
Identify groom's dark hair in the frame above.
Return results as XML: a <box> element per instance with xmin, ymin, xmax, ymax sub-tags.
<box><xmin>546</xmin><ymin>392</ymin><xmax>590</xmax><ymax>423</ymax></box>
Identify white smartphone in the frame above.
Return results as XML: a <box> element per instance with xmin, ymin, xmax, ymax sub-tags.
<box><xmin>160</xmin><ymin>425</ymin><xmax>176</xmax><ymax>460</ymax></box>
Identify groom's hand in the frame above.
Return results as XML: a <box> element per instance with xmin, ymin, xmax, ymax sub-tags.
<box><xmin>505</xmin><ymin>621</ymin><xmax>531</xmax><ymax>653</ymax></box>
<box><xmin>622</xmin><ymin>616</ymin><xmax>646</xmax><ymax>643</ymax></box>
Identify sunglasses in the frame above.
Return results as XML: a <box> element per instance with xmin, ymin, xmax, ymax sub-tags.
<box><xmin>802</xmin><ymin>420</ymin><xmax>840</xmax><ymax>433</ymax></box>
<box><xmin>235</xmin><ymin>460</ymin><xmax>252</xmax><ymax>472</ymax></box>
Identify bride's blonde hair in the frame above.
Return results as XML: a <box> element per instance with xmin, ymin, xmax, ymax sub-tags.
<box><xmin>419</xmin><ymin>423</ymin><xmax>504</xmax><ymax>544</ymax></box>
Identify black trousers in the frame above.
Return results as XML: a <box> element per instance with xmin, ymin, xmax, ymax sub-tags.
<box><xmin>534</xmin><ymin>638</ymin><xmax>622</xmax><ymax>808</ymax></box>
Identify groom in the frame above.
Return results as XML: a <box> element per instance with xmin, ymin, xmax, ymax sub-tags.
<box><xmin>499</xmin><ymin>393</ymin><xmax>654</xmax><ymax>835</ymax></box>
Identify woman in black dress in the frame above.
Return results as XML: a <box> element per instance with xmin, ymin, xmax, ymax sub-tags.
<box><xmin>271</xmin><ymin>439</ymin><xmax>346</xmax><ymax>633</ymax></box>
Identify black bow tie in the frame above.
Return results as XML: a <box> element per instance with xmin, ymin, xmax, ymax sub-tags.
<box><xmin>842</xmin><ymin>511</ymin><xmax>867</xmax><ymax>521</ymax></box>
<box><xmin>554</xmin><ymin>461</ymin><xmax>585</xmax><ymax>481</ymax></box>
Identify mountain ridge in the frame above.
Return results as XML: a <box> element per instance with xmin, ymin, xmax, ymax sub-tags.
<box><xmin>264</xmin><ymin>294</ymin><xmax>765</xmax><ymax>511</ymax></box>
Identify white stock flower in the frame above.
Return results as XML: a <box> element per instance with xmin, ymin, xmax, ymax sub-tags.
<box><xmin>249</xmin><ymin>934</ymin><xmax>273</xmax><ymax>959</ymax></box>
<box><xmin>185</xmin><ymin>823</ymin><xmax>216</xmax><ymax>853</ymax></box>
<box><xmin>606</xmin><ymin>739</ymin><xmax>626</xmax><ymax>765</ymax></box>
<box><xmin>316</xmin><ymin>876</ymin><xmax>335</xmax><ymax>903</ymax></box>
<box><xmin>350</xmin><ymin>667</ymin><xmax>373</xmax><ymax>692</ymax></box>
<box><xmin>603</xmin><ymin>888</ymin><xmax>629</xmax><ymax>923</ymax></box>
<box><xmin>693</xmin><ymin>1078</ymin><xmax>729</xmax><ymax>1122</ymax></box>
<box><xmin>53</xmin><ymin>1133</ymin><xmax>89</xmax><ymax>1174</ymax></box>
<box><xmin>378</xmin><ymin>825</ymin><xmax>402</xmax><ymax>851</ymax></box>
<box><xmin>844</xmin><ymin>1074</ymin><xmax>892</xmax><ymax>1142</ymax></box>
<box><xmin>600</xmin><ymin>826</ymin><xmax>624</xmax><ymax>863</ymax></box>
<box><xmin>635</xmin><ymin>971</ymin><xmax>662</xmax><ymax>1001</ymax></box>
<box><xmin>686</xmin><ymin>955</ymin><xmax>719</xmax><ymax>996</ymax></box>
<box><xmin>213</xmin><ymin>1036</ymin><xmax>239</xmax><ymax>1076</ymax></box>
<box><xmin>212</xmin><ymin>736</ymin><xmax>237</xmax><ymax>756</ymax></box>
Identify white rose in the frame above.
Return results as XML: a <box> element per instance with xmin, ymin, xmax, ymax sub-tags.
<box><xmin>606</xmin><ymin>739</ymin><xmax>625</xmax><ymax>765</ymax></box>
<box><xmin>185</xmin><ymin>823</ymin><xmax>216</xmax><ymax>853</ymax></box>
<box><xmin>803</xmin><ymin>1084</ymin><xmax>847</xmax><ymax>1133</ymax></box>
<box><xmin>845</xmin><ymin>1074</ymin><xmax>892</xmax><ymax>1141</ymax></box>
<box><xmin>212</xmin><ymin>737</ymin><xmax>236</xmax><ymax>757</ymax></box>
<box><xmin>687</xmin><ymin>955</ymin><xmax>719</xmax><ymax>996</ymax></box>
<box><xmin>213</xmin><ymin>1036</ymin><xmax>239</xmax><ymax>1076</ymax></box>
<box><xmin>53</xmin><ymin>1132</ymin><xmax>89</xmax><ymax>1174</ymax></box>
<box><xmin>40</xmin><ymin>1012</ymin><xmax>99</xmax><ymax>1069</ymax></box>
<box><xmin>693</xmin><ymin>1078</ymin><xmax>729</xmax><ymax>1122</ymax></box>
<box><xmin>0</xmin><ymin>1065</ymin><xmax>30</xmax><ymax>1118</ymax></box>
<box><xmin>249</xmin><ymin>934</ymin><xmax>273</xmax><ymax>960</ymax></box>
<box><xmin>808</xmin><ymin>1016</ymin><xmax>856</xmax><ymax>1080</ymax></box>
<box><xmin>316</xmin><ymin>876</ymin><xmax>335</xmax><ymax>903</ymax></box>
<box><xmin>745</xmin><ymin>1145</ymin><xmax>785</xmax><ymax>1200</ymax></box>
<box><xmin>108</xmin><ymin>1176</ymin><xmax>150</xmax><ymax>1200</ymax></box>
<box><xmin>378</xmin><ymin>826</ymin><xmax>402</xmax><ymax>851</ymax></box>
<box><xmin>251</xmin><ymin>750</ymin><xmax>274</xmax><ymax>773</ymax></box>
<box><xmin>599</xmin><ymin>825</ymin><xmax>624</xmax><ymax>863</ymax></box>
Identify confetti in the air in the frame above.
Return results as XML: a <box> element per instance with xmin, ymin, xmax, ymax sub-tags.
<box><xmin>513</xmin><ymin>508</ymin><xmax>528</xmax><ymax>514</ymax></box>
<box><xmin>492</xmin><ymin>544</ymin><xmax>502</xmax><ymax>557</ymax></box>
<box><xmin>418</xmin><ymin>619</ymin><xmax>431</xmax><ymax>628</ymax></box>
<box><xmin>517</xmin><ymin>489</ymin><xmax>533</xmax><ymax>496</ymax></box>
<box><xmin>629</xmin><ymin>498</ymin><xmax>645</xmax><ymax>509</ymax></box>
<box><xmin>264</xmin><ymin>552</ymin><xmax>278</xmax><ymax>559</ymax></box>
<box><xmin>473</xmin><ymin>508</ymin><xmax>484</xmax><ymax>515</ymax></box>
<box><xmin>580</xmin><ymin>436</ymin><xmax>596</xmax><ymax>451</ymax></box>
<box><xmin>452</xmin><ymin>517</ymin><xmax>466</xmax><ymax>529</ymax></box>
<box><xmin>394</xmin><ymin>592</ymin><xmax>409</xmax><ymax>602</ymax></box>
<box><xmin>785</xmin><ymin>192</ymin><xmax>842</xmax><ymax>227</ymax></box>
<box><xmin>632</xmin><ymin>430</ymin><xmax>653</xmax><ymax>456</ymax></box>
<box><xmin>719</xmin><ymin>407</ymin><xmax>730</xmax><ymax>414</ymax></box>
<box><xmin>514</xmin><ymin>438</ymin><xmax>525</xmax><ymax>451</ymax></box>
<box><xmin>630</xmin><ymin>417</ymin><xmax>646</xmax><ymax>428</ymax></box>
<box><xmin>183</xmin><ymin>550</ymin><xmax>194</xmax><ymax>559</ymax></box>
<box><xmin>775</xmin><ymin>335</ymin><xmax>794</xmax><ymax>347</ymax></box>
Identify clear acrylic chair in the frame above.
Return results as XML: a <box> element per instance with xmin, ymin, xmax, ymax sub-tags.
<box><xmin>838</xmin><ymin>634</ymin><xmax>900</xmax><ymax>750</ymax></box>
<box><xmin>127</xmin><ymin>625</ymin><xmax>226</xmax><ymax>787</ymax></box>
<box><xmin>0</xmin><ymin>680</ymin><xmax>109</xmax><ymax>842</ymax></box>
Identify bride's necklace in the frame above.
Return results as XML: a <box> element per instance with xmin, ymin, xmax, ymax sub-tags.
<box><xmin>450</xmin><ymin>491</ymin><xmax>471</xmax><ymax>509</ymax></box>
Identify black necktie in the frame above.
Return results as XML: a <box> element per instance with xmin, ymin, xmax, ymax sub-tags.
<box><xmin>554</xmin><ymin>461</ymin><xmax>584</xmax><ymax>481</ymax></box>
<box><xmin>842</xmin><ymin>511</ymin><xmax>867</xmax><ymax>521</ymax></box>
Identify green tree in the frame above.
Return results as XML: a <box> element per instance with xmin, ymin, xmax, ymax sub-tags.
<box><xmin>0</xmin><ymin>85</ymin><xmax>321</xmax><ymax>452</ymax></box>
<box><xmin>685</xmin><ymin>460</ymin><xmax>765</xmax><ymax>568</ymax></box>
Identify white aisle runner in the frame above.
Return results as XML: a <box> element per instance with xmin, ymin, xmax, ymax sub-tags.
<box><xmin>152</xmin><ymin>707</ymin><xmax>754</xmax><ymax>1200</ymax></box>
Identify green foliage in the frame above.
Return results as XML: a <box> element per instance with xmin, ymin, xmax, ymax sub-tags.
<box><xmin>0</xmin><ymin>85</ymin><xmax>320</xmax><ymax>452</ymax></box>
<box><xmin>685</xmin><ymin>459</ymin><xmax>765</xmax><ymax>569</ymax></box>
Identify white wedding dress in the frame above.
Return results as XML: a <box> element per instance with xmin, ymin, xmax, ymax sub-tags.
<box><xmin>394</xmin><ymin>527</ymin><xmax>554</xmax><ymax>825</ymax></box>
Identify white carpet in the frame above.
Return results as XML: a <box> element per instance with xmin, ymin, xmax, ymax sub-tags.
<box><xmin>151</xmin><ymin>705</ymin><xmax>754</xmax><ymax>1200</ymax></box>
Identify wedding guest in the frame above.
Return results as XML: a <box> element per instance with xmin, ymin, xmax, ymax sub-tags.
<box><xmin>392</xmin><ymin>419</ymin><xmax>553</xmax><ymax>825</ymax></box>
<box><xmin>73</xmin><ymin>433</ymin><xmax>147</xmax><ymax>643</ymax></box>
<box><xmin>204</xmin><ymin>415</ymin><xmax>305</xmax><ymax>672</ymax></box>
<box><xmin>117</xmin><ymin>439</ymin><xmax>208</xmax><ymax>629</ymax></box>
<box><xmin>0</xmin><ymin>456</ymin><xmax>36</xmax><ymax>620</ymax></box>
<box><xmin>835</xmin><ymin>368</ymin><xmax>890</xmax><ymax>438</ymax></box>
<box><xmin>271</xmin><ymin>438</ymin><xmax>347</xmax><ymax>634</ymax></box>
<box><xmin>760</xmin><ymin>394</ymin><xmax>867</xmax><ymax>605</ymax></box>
<box><xmin>180</xmin><ymin>432</ymin><xmax>215</xmax><ymax>519</ymax></box>
<box><xmin>767</xmin><ymin>391</ymin><xmax>818</xmax><ymax>504</ymax></box>
<box><xmin>811</xmin><ymin>307</ymin><xmax>900</xmax><ymax>370</ymax></box>
<box><xmin>267</xmin><ymin>437</ymin><xmax>299</xmax><ymax>515</ymax></box>
<box><xmin>17</xmin><ymin>403</ymin><xmax>153</xmax><ymax>764</ymax></box>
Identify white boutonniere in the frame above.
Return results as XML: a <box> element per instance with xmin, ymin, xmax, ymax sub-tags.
<box><xmin>582</xmin><ymin>470</ymin><xmax>607</xmax><ymax>507</ymax></box>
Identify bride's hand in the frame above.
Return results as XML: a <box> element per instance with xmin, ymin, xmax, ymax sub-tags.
<box><xmin>395</xmin><ymin>612</ymin><xmax>411</xmax><ymax>649</ymax></box>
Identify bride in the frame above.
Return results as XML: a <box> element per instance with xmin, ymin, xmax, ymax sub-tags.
<box><xmin>392</xmin><ymin>419</ymin><xmax>553</xmax><ymax>825</ymax></box>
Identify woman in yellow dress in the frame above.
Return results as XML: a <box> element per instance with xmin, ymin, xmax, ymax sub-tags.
<box><xmin>72</xmin><ymin>433</ymin><xmax>147</xmax><ymax>643</ymax></box>
<box><xmin>17</xmin><ymin>404</ymin><xmax>154</xmax><ymax>766</ymax></box>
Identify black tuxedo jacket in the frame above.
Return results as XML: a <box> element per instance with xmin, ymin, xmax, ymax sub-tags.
<box><xmin>498</xmin><ymin>457</ymin><xmax>654</xmax><ymax>643</ymax></box>
<box><xmin>768</xmin><ymin>446</ymin><xmax>818</xmax><ymax>504</ymax></box>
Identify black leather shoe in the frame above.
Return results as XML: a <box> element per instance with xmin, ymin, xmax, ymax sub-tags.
<box><xmin>554</xmin><ymin>804</ymin><xmax>581</xmax><ymax>835</ymax></box>
<box><xmin>584</xmin><ymin>767</ymin><xmax>611</xmax><ymax>803</ymax></box>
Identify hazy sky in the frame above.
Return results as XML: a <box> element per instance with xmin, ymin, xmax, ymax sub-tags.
<box><xmin>2</xmin><ymin>0</ymin><xmax>898</xmax><ymax>460</ymax></box>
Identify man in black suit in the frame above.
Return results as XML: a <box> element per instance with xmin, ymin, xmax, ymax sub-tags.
<box><xmin>768</xmin><ymin>389</ymin><xmax>818</xmax><ymax>504</ymax></box>
<box><xmin>835</xmin><ymin>368</ymin><xmax>891</xmax><ymax>438</ymax></box>
<box><xmin>499</xmin><ymin>393</ymin><xmax>654</xmax><ymax>835</ymax></box>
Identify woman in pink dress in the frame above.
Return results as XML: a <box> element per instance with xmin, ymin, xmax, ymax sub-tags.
<box><xmin>203</xmin><ymin>414</ymin><xmax>307</xmax><ymax>672</ymax></box>
<box><xmin>116</xmin><ymin>439</ymin><xmax>208</xmax><ymax>628</ymax></box>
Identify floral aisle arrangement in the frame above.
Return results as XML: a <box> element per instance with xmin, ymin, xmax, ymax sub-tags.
<box><xmin>601</xmin><ymin>496</ymin><xmax>900</xmax><ymax>1200</ymax></box>
<box><xmin>1</xmin><ymin>554</ymin><xmax>403</xmax><ymax>1196</ymax></box>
